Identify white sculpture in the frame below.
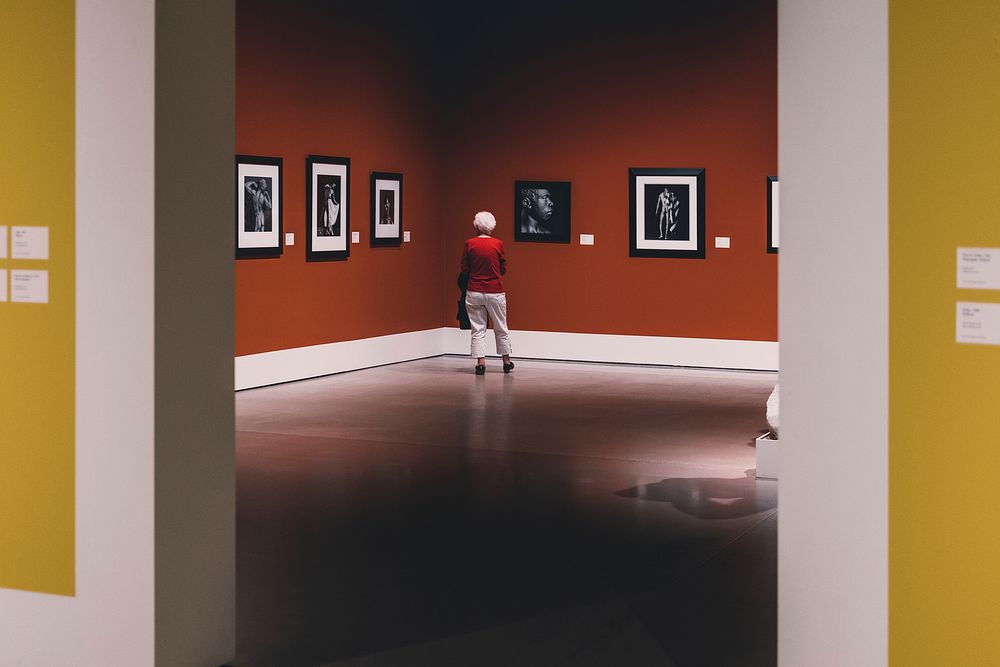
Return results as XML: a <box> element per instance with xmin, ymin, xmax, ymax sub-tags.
<box><xmin>766</xmin><ymin>382</ymin><xmax>779</xmax><ymax>438</ymax></box>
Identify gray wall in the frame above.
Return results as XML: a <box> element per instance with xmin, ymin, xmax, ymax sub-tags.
<box><xmin>155</xmin><ymin>1</ymin><xmax>236</xmax><ymax>664</ymax></box>
<box><xmin>778</xmin><ymin>1</ymin><xmax>888</xmax><ymax>665</ymax></box>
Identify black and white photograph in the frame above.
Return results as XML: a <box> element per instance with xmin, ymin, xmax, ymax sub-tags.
<box><xmin>513</xmin><ymin>180</ymin><xmax>571</xmax><ymax>243</ymax></box>
<box><xmin>244</xmin><ymin>177</ymin><xmax>273</xmax><ymax>232</ymax></box>
<box><xmin>370</xmin><ymin>171</ymin><xmax>402</xmax><ymax>247</ymax></box>
<box><xmin>629</xmin><ymin>168</ymin><xmax>705</xmax><ymax>258</ymax></box>
<box><xmin>767</xmin><ymin>175</ymin><xmax>779</xmax><ymax>254</ymax></box>
<box><xmin>307</xmin><ymin>155</ymin><xmax>350</xmax><ymax>261</ymax></box>
<box><xmin>316</xmin><ymin>175</ymin><xmax>342</xmax><ymax>237</ymax></box>
<box><xmin>236</xmin><ymin>155</ymin><xmax>282</xmax><ymax>259</ymax></box>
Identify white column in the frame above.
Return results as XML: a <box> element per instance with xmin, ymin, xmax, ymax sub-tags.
<box><xmin>778</xmin><ymin>1</ymin><xmax>888</xmax><ymax>665</ymax></box>
<box><xmin>0</xmin><ymin>0</ymin><xmax>157</xmax><ymax>663</ymax></box>
<box><xmin>0</xmin><ymin>1</ymin><xmax>235</xmax><ymax>664</ymax></box>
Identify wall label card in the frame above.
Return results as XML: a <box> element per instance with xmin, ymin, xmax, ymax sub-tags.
<box><xmin>579</xmin><ymin>234</ymin><xmax>594</xmax><ymax>245</ymax></box>
<box><xmin>957</xmin><ymin>247</ymin><xmax>1000</xmax><ymax>289</ymax></box>
<box><xmin>12</xmin><ymin>226</ymin><xmax>49</xmax><ymax>260</ymax></box>
<box><xmin>956</xmin><ymin>301</ymin><xmax>1000</xmax><ymax>345</ymax></box>
<box><xmin>11</xmin><ymin>270</ymin><xmax>48</xmax><ymax>303</ymax></box>
<box><xmin>0</xmin><ymin>269</ymin><xmax>6</xmax><ymax>302</ymax></box>
<box><xmin>0</xmin><ymin>225</ymin><xmax>7</xmax><ymax>258</ymax></box>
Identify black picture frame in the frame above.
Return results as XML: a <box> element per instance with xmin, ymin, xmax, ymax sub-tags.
<box><xmin>370</xmin><ymin>172</ymin><xmax>403</xmax><ymax>247</ymax></box>
<box><xmin>513</xmin><ymin>180</ymin><xmax>571</xmax><ymax>243</ymax></box>
<box><xmin>628</xmin><ymin>167</ymin><xmax>706</xmax><ymax>259</ymax></box>
<box><xmin>767</xmin><ymin>175</ymin><xmax>779</xmax><ymax>254</ymax></box>
<box><xmin>235</xmin><ymin>155</ymin><xmax>283</xmax><ymax>259</ymax></box>
<box><xmin>306</xmin><ymin>154</ymin><xmax>350</xmax><ymax>261</ymax></box>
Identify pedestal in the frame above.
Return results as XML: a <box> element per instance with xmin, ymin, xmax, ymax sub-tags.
<box><xmin>755</xmin><ymin>433</ymin><xmax>779</xmax><ymax>480</ymax></box>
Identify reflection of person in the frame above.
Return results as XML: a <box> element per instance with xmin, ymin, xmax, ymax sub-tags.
<box><xmin>459</xmin><ymin>211</ymin><xmax>513</xmax><ymax>375</ymax></box>
<box><xmin>245</xmin><ymin>178</ymin><xmax>272</xmax><ymax>232</ymax></box>
<box><xmin>655</xmin><ymin>187</ymin><xmax>680</xmax><ymax>239</ymax></box>
<box><xmin>519</xmin><ymin>188</ymin><xmax>554</xmax><ymax>234</ymax></box>
<box><xmin>380</xmin><ymin>194</ymin><xmax>393</xmax><ymax>225</ymax></box>
<box><xmin>322</xmin><ymin>182</ymin><xmax>340</xmax><ymax>236</ymax></box>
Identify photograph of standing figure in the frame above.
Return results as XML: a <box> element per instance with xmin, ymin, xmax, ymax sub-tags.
<box><xmin>654</xmin><ymin>186</ymin><xmax>681</xmax><ymax>240</ymax></box>
<box><xmin>380</xmin><ymin>191</ymin><xmax>393</xmax><ymax>225</ymax></box>
<box><xmin>235</xmin><ymin>154</ymin><xmax>282</xmax><ymax>259</ymax></box>
<box><xmin>316</xmin><ymin>177</ymin><xmax>341</xmax><ymax>237</ymax></box>
<box><xmin>244</xmin><ymin>177</ymin><xmax>272</xmax><ymax>232</ymax></box>
<box><xmin>629</xmin><ymin>167</ymin><xmax>705</xmax><ymax>259</ymax></box>
<box><xmin>307</xmin><ymin>154</ymin><xmax>350</xmax><ymax>261</ymax></box>
<box><xmin>646</xmin><ymin>185</ymin><xmax>689</xmax><ymax>242</ymax></box>
<box><xmin>370</xmin><ymin>171</ymin><xmax>402</xmax><ymax>247</ymax></box>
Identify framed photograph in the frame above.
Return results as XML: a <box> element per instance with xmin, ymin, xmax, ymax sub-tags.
<box><xmin>306</xmin><ymin>155</ymin><xmax>350</xmax><ymax>261</ymax></box>
<box><xmin>236</xmin><ymin>155</ymin><xmax>282</xmax><ymax>259</ymax></box>
<box><xmin>767</xmin><ymin>175</ymin><xmax>779</xmax><ymax>254</ymax></box>
<box><xmin>629</xmin><ymin>168</ymin><xmax>706</xmax><ymax>259</ymax></box>
<box><xmin>513</xmin><ymin>180</ymin><xmax>571</xmax><ymax>243</ymax></box>
<box><xmin>370</xmin><ymin>172</ymin><xmax>402</xmax><ymax>247</ymax></box>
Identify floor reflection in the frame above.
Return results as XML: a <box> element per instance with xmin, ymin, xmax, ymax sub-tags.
<box><xmin>617</xmin><ymin>471</ymin><xmax>777</xmax><ymax>519</ymax></box>
<box><xmin>236</xmin><ymin>357</ymin><xmax>778</xmax><ymax>667</ymax></box>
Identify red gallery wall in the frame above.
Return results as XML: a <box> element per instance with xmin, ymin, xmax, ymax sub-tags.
<box><xmin>236</xmin><ymin>2</ymin><xmax>446</xmax><ymax>356</ymax></box>
<box><xmin>236</xmin><ymin>1</ymin><xmax>777</xmax><ymax>357</ymax></box>
<box><xmin>439</xmin><ymin>1</ymin><xmax>777</xmax><ymax>341</ymax></box>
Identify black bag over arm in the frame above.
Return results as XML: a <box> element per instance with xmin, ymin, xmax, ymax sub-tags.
<box><xmin>456</xmin><ymin>273</ymin><xmax>471</xmax><ymax>330</ymax></box>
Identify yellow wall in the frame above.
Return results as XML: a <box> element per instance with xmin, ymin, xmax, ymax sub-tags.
<box><xmin>0</xmin><ymin>0</ymin><xmax>75</xmax><ymax>595</ymax></box>
<box><xmin>890</xmin><ymin>3</ymin><xmax>1000</xmax><ymax>663</ymax></box>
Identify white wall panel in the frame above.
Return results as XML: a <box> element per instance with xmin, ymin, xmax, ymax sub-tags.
<box><xmin>0</xmin><ymin>1</ymin><xmax>157</xmax><ymax>664</ymax></box>
<box><xmin>778</xmin><ymin>1</ymin><xmax>888</xmax><ymax>665</ymax></box>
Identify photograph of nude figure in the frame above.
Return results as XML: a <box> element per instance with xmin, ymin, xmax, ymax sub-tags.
<box><xmin>235</xmin><ymin>154</ymin><xmax>283</xmax><ymax>259</ymax></box>
<box><xmin>629</xmin><ymin>167</ymin><xmax>705</xmax><ymax>259</ymax></box>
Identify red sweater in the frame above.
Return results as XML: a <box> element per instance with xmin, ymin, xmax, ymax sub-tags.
<box><xmin>460</xmin><ymin>236</ymin><xmax>507</xmax><ymax>293</ymax></box>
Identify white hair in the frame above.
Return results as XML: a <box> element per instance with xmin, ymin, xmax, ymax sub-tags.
<box><xmin>473</xmin><ymin>211</ymin><xmax>497</xmax><ymax>235</ymax></box>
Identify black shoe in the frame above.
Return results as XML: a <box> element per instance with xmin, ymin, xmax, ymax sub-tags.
<box><xmin>503</xmin><ymin>361</ymin><xmax>514</xmax><ymax>374</ymax></box>
<box><xmin>475</xmin><ymin>364</ymin><xmax>486</xmax><ymax>375</ymax></box>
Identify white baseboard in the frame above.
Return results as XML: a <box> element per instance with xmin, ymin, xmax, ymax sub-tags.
<box><xmin>441</xmin><ymin>327</ymin><xmax>778</xmax><ymax>371</ymax></box>
<box><xmin>236</xmin><ymin>327</ymin><xmax>778</xmax><ymax>389</ymax></box>
<box><xmin>235</xmin><ymin>328</ymin><xmax>445</xmax><ymax>390</ymax></box>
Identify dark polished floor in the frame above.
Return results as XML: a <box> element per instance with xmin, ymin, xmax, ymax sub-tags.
<box><xmin>235</xmin><ymin>357</ymin><xmax>778</xmax><ymax>667</ymax></box>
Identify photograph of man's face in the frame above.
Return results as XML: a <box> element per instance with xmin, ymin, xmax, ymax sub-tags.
<box><xmin>514</xmin><ymin>181</ymin><xmax>571</xmax><ymax>243</ymax></box>
<box><xmin>520</xmin><ymin>188</ymin><xmax>554</xmax><ymax>233</ymax></box>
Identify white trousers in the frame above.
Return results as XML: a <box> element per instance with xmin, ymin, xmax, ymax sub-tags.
<box><xmin>466</xmin><ymin>290</ymin><xmax>512</xmax><ymax>357</ymax></box>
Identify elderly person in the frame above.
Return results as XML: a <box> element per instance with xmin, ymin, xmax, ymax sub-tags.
<box><xmin>459</xmin><ymin>211</ymin><xmax>514</xmax><ymax>375</ymax></box>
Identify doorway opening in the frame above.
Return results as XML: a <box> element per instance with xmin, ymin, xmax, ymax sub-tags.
<box><xmin>234</xmin><ymin>2</ymin><xmax>778</xmax><ymax>665</ymax></box>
